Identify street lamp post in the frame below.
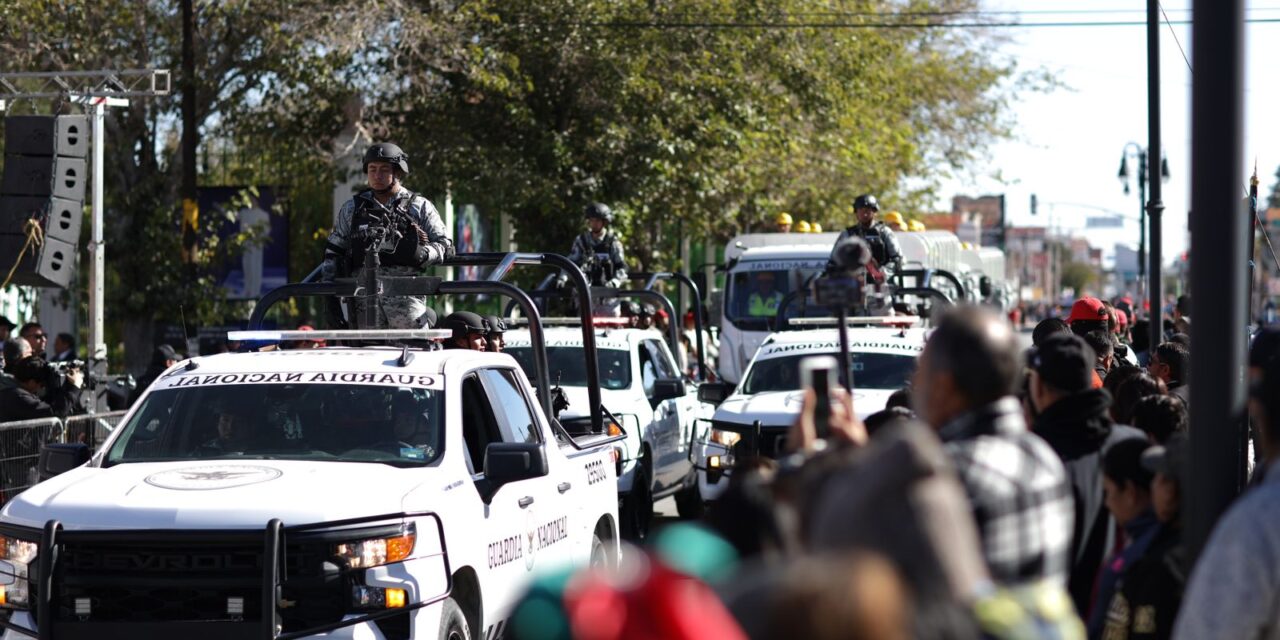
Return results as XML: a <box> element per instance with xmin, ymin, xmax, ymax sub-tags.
<box><xmin>1118</xmin><ymin>144</ymin><xmax>1170</xmax><ymax>329</ymax></box>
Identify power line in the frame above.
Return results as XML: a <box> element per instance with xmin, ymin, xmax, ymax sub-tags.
<box><xmin>1159</xmin><ymin>3</ymin><xmax>1194</xmax><ymax>72</ymax></box>
<box><xmin>549</xmin><ymin>18</ymin><xmax>1280</xmax><ymax>30</ymax></box>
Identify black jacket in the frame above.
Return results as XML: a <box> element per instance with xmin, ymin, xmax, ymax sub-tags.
<box><xmin>1033</xmin><ymin>387</ymin><xmax>1145</xmax><ymax>616</ymax></box>
<box><xmin>0</xmin><ymin>385</ymin><xmax>57</xmax><ymax>423</ymax></box>
<box><xmin>1101</xmin><ymin>524</ymin><xmax>1185</xmax><ymax>640</ymax></box>
<box><xmin>1167</xmin><ymin>382</ymin><xmax>1189</xmax><ymax>410</ymax></box>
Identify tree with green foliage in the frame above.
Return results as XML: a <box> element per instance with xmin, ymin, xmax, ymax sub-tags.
<box><xmin>0</xmin><ymin>0</ymin><xmax>1047</xmax><ymax>370</ymax></box>
<box><xmin>371</xmin><ymin>0</ymin><xmax>1039</xmax><ymax>271</ymax></box>
<box><xmin>1060</xmin><ymin>260</ymin><xmax>1098</xmax><ymax>297</ymax></box>
<box><xmin>0</xmin><ymin>0</ymin><xmax>374</xmax><ymax>370</ymax></box>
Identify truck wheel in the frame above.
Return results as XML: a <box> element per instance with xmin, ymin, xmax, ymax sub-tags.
<box><xmin>589</xmin><ymin>532</ymin><xmax>608</xmax><ymax>569</ymax></box>
<box><xmin>438</xmin><ymin>596</ymin><xmax>471</xmax><ymax>640</ymax></box>
<box><xmin>621</xmin><ymin>468</ymin><xmax>653</xmax><ymax>542</ymax></box>
<box><xmin>674</xmin><ymin>482</ymin><xmax>705</xmax><ymax>519</ymax></box>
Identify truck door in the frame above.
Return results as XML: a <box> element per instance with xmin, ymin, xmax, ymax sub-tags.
<box><xmin>460</xmin><ymin>371</ymin><xmax>568</xmax><ymax>587</ymax></box>
<box><xmin>478</xmin><ymin>368</ymin><xmax>576</xmax><ymax>572</ymax></box>
<box><xmin>639</xmin><ymin>339</ymin><xmax>686</xmax><ymax>490</ymax></box>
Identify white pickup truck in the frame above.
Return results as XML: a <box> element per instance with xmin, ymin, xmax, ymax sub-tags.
<box><xmin>0</xmin><ymin>333</ymin><xmax>620</xmax><ymax>640</ymax></box>
<box><xmin>505</xmin><ymin>325</ymin><xmax>708</xmax><ymax>540</ymax></box>
<box><xmin>694</xmin><ymin>324</ymin><xmax>926</xmax><ymax>501</ymax></box>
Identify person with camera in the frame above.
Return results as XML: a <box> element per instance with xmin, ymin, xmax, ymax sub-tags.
<box><xmin>0</xmin><ymin>356</ymin><xmax>86</xmax><ymax>423</ymax></box>
<box><xmin>827</xmin><ymin>194</ymin><xmax>902</xmax><ymax>284</ymax></box>
<box><xmin>321</xmin><ymin>143</ymin><xmax>454</xmax><ymax>329</ymax></box>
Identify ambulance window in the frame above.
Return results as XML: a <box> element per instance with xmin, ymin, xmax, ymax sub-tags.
<box><xmin>480</xmin><ymin>368</ymin><xmax>541</xmax><ymax>445</ymax></box>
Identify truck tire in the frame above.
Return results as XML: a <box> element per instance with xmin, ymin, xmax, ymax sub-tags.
<box><xmin>674</xmin><ymin>481</ymin><xmax>705</xmax><ymax>519</ymax></box>
<box><xmin>590</xmin><ymin>532</ymin><xmax>608</xmax><ymax>569</ymax></box>
<box><xmin>439</xmin><ymin>596</ymin><xmax>471</xmax><ymax>640</ymax></box>
<box><xmin>621</xmin><ymin>467</ymin><xmax>652</xmax><ymax>542</ymax></box>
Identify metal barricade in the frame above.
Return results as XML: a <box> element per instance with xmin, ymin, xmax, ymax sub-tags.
<box><xmin>64</xmin><ymin>411</ymin><xmax>127</xmax><ymax>449</ymax></box>
<box><xmin>0</xmin><ymin>417</ymin><xmax>64</xmax><ymax>502</ymax></box>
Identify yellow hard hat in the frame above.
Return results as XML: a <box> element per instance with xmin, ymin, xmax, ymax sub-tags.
<box><xmin>908</xmin><ymin>220</ymin><xmax>926</xmax><ymax>232</ymax></box>
<box><xmin>775</xmin><ymin>212</ymin><xmax>793</xmax><ymax>225</ymax></box>
<box><xmin>810</xmin><ymin>223</ymin><xmax>823</xmax><ymax>233</ymax></box>
<box><xmin>883</xmin><ymin>211</ymin><xmax>905</xmax><ymax>224</ymax></box>
<box><xmin>795</xmin><ymin>220</ymin><xmax>812</xmax><ymax>233</ymax></box>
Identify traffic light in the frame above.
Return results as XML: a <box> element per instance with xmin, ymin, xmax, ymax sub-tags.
<box><xmin>1030</xmin><ymin>193</ymin><xmax>1038</xmax><ymax>215</ymax></box>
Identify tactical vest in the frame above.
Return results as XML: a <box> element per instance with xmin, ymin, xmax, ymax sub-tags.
<box><xmin>847</xmin><ymin>223</ymin><xmax>891</xmax><ymax>265</ymax></box>
<box><xmin>349</xmin><ymin>193</ymin><xmax>422</xmax><ymax>270</ymax></box>
<box><xmin>577</xmin><ymin>232</ymin><xmax>620</xmax><ymax>284</ymax></box>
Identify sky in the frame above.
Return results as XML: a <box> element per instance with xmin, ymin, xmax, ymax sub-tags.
<box><xmin>937</xmin><ymin>1</ymin><xmax>1280</xmax><ymax>268</ymax></box>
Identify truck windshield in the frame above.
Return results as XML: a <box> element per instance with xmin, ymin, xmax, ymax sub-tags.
<box><xmin>105</xmin><ymin>384</ymin><xmax>444</xmax><ymax>467</ymax></box>
<box><xmin>741</xmin><ymin>353</ymin><xmax>917</xmax><ymax>394</ymax></box>
<box><xmin>724</xmin><ymin>265</ymin><xmax>826</xmax><ymax>330</ymax></box>
<box><xmin>506</xmin><ymin>346</ymin><xmax>632</xmax><ymax>390</ymax></box>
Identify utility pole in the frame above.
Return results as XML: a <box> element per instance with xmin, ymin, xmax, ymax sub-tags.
<box><xmin>1187</xmin><ymin>0</ymin><xmax>1246</xmax><ymax>565</ymax></box>
<box><xmin>1147</xmin><ymin>0</ymin><xmax>1165</xmax><ymax>352</ymax></box>
<box><xmin>180</xmin><ymin>0</ymin><xmax>199</xmax><ymax>262</ymax></box>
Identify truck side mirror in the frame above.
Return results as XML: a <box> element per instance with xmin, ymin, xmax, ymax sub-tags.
<box><xmin>697</xmin><ymin>381</ymin><xmax>735</xmax><ymax>406</ymax></box>
<box><xmin>480</xmin><ymin>442</ymin><xmax>549</xmax><ymax>503</ymax></box>
<box><xmin>38</xmin><ymin>443</ymin><xmax>91</xmax><ymax>482</ymax></box>
<box><xmin>651</xmin><ymin>378</ymin><xmax>687</xmax><ymax>403</ymax></box>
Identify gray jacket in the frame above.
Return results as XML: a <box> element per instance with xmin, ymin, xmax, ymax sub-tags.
<box><xmin>828</xmin><ymin>222</ymin><xmax>903</xmax><ymax>271</ymax></box>
<box><xmin>327</xmin><ymin>189</ymin><xmax>453</xmax><ymax>270</ymax></box>
<box><xmin>567</xmin><ymin>230</ymin><xmax>628</xmax><ymax>288</ymax></box>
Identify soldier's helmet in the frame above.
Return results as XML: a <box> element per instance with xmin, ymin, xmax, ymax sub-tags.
<box><xmin>442</xmin><ymin>311</ymin><xmax>487</xmax><ymax>341</ymax></box>
<box><xmin>853</xmin><ymin>194</ymin><xmax>879</xmax><ymax>211</ymax></box>
<box><xmin>484</xmin><ymin>315</ymin><xmax>507</xmax><ymax>336</ymax></box>
<box><xmin>584</xmin><ymin>203</ymin><xmax>614</xmax><ymax>224</ymax></box>
<box><xmin>363</xmin><ymin>143</ymin><xmax>410</xmax><ymax>176</ymax></box>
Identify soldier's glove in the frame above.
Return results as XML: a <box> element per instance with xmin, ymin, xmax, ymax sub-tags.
<box><xmin>414</xmin><ymin>244</ymin><xmax>433</xmax><ymax>266</ymax></box>
<box><xmin>319</xmin><ymin>257</ymin><xmax>338</xmax><ymax>283</ymax></box>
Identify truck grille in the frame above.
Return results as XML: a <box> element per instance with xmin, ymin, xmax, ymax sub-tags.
<box><xmin>56</xmin><ymin>541</ymin><xmax>265</xmax><ymax>623</ymax></box>
<box><xmin>52</xmin><ymin>538</ymin><xmax>343</xmax><ymax>629</ymax></box>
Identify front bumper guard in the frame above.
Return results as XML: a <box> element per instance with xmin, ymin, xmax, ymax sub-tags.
<box><xmin>0</xmin><ymin>510</ymin><xmax>451</xmax><ymax>640</ymax></box>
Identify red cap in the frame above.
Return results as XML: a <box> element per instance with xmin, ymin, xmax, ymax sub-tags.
<box><xmin>1067</xmin><ymin>297</ymin><xmax>1108</xmax><ymax>324</ymax></box>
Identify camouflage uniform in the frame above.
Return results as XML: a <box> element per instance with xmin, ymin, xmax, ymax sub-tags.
<box><xmin>827</xmin><ymin>221</ymin><xmax>903</xmax><ymax>273</ymax></box>
<box><xmin>326</xmin><ymin>189</ymin><xmax>453</xmax><ymax>329</ymax></box>
<box><xmin>566</xmin><ymin>229</ymin><xmax>629</xmax><ymax>316</ymax></box>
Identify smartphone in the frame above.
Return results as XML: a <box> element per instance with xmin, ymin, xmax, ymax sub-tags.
<box><xmin>800</xmin><ymin>356</ymin><xmax>839</xmax><ymax>440</ymax></box>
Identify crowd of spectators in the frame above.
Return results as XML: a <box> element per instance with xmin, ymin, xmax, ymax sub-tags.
<box><xmin>497</xmin><ymin>294</ymin><xmax>1240</xmax><ymax>640</ymax></box>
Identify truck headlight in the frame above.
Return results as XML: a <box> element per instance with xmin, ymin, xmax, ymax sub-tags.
<box><xmin>0</xmin><ymin>536</ymin><xmax>39</xmax><ymax>609</ymax></box>
<box><xmin>709</xmin><ymin>429</ymin><xmax>742</xmax><ymax>447</ymax></box>
<box><xmin>333</xmin><ymin>524</ymin><xmax>415</xmax><ymax>569</ymax></box>
<box><xmin>351</xmin><ymin>585</ymin><xmax>407</xmax><ymax>610</ymax></box>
